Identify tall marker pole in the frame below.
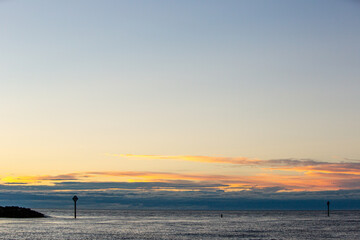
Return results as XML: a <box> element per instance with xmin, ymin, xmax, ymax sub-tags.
<box><xmin>73</xmin><ymin>195</ymin><xmax>78</xmax><ymax>219</ymax></box>
<box><xmin>327</xmin><ymin>201</ymin><xmax>330</xmax><ymax>217</ymax></box>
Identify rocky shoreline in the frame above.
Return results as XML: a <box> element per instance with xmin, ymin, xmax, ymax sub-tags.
<box><xmin>0</xmin><ymin>206</ymin><xmax>45</xmax><ymax>218</ymax></box>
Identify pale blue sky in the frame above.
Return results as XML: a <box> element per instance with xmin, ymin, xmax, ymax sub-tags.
<box><xmin>0</xmin><ymin>0</ymin><xmax>360</xmax><ymax>177</ymax></box>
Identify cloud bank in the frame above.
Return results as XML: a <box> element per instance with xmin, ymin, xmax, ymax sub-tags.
<box><xmin>1</xmin><ymin>182</ymin><xmax>360</xmax><ymax>210</ymax></box>
<box><xmin>2</xmin><ymin>154</ymin><xmax>360</xmax><ymax>209</ymax></box>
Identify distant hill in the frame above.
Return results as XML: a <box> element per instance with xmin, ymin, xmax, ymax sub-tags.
<box><xmin>0</xmin><ymin>206</ymin><xmax>45</xmax><ymax>218</ymax></box>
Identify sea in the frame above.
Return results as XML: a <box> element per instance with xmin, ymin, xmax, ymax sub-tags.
<box><xmin>0</xmin><ymin>209</ymin><xmax>359</xmax><ymax>239</ymax></box>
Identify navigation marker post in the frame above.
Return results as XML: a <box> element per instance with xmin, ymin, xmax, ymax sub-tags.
<box><xmin>327</xmin><ymin>201</ymin><xmax>330</xmax><ymax>217</ymax></box>
<box><xmin>73</xmin><ymin>195</ymin><xmax>78</xmax><ymax>219</ymax></box>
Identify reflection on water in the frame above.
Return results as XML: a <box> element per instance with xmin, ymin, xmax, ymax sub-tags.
<box><xmin>1</xmin><ymin>209</ymin><xmax>360</xmax><ymax>239</ymax></box>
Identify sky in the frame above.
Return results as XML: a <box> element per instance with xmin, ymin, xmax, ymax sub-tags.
<box><xmin>0</xmin><ymin>0</ymin><xmax>360</xmax><ymax>209</ymax></box>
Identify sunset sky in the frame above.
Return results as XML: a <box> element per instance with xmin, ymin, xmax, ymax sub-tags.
<box><xmin>1</xmin><ymin>0</ymin><xmax>360</xmax><ymax>209</ymax></box>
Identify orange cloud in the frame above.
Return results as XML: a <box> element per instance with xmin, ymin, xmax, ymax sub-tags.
<box><xmin>4</xmin><ymin>154</ymin><xmax>357</xmax><ymax>192</ymax></box>
<box><xmin>110</xmin><ymin>154</ymin><xmax>333</xmax><ymax>168</ymax></box>
<box><xmin>3</xmin><ymin>155</ymin><xmax>360</xmax><ymax>192</ymax></box>
<box><xmin>110</xmin><ymin>154</ymin><xmax>261</xmax><ymax>165</ymax></box>
<box><xmin>1</xmin><ymin>173</ymin><xmax>82</xmax><ymax>184</ymax></box>
<box><xmin>267</xmin><ymin>162</ymin><xmax>360</xmax><ymax>176</ymax></box>
<box><xmin>3</xmin><ymin>169</ymin><xmax>358</xmax><ymax>192</ymax></box>
<box><xmin>111</xmin><ymin>154</ymin><xmax>360</xmax><ymax>178</ymax></box>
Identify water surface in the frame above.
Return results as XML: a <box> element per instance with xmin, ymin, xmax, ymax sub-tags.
<box><xmin>0</xmin><ymin>209</ymin><xmax>359</xmax><ymax>239</ymax></box>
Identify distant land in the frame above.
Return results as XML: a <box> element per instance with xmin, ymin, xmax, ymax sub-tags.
<box><xmin>0</xmin><ymin>206</ymin><xmax>45</xmax><ymax>218</ymax></box>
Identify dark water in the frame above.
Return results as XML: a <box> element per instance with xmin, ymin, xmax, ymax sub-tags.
<box><xmin>0</xmin><ymin>209</ymin><xmax>359</xmax><ymax>239</ymax></box>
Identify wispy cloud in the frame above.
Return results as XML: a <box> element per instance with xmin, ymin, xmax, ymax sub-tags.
<box><xmin>268</xmin><ymin>162</ymin><xmax>360</xmax><ymax>175</ymax></box>
<box><xmin>1</xmin><ymin>173</ymin><xmax>83</xmax><ymax>184</ymax></box>
<box><xmin>110</xmin><ymin>154</ymin><xmax>332</xmax><ymax>167</ymax></box>
<box><xmin>109</xmin><ymin>154</ymin><xmax>261</xmax><ymax>165</ymax></box>
<box><xmin>102</xmin><ymin>154</ymin><xmax>360</xmax><ymax>191</ymax></box>
<box><xmin>110</xmin><ymin>153</ymin><xmax>360</xmax><ymax>175</ymax></box>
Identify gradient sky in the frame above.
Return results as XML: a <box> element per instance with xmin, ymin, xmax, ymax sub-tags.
<box><xmin>1</xmin><ymin>0</ymin><xmax>360</xmax><ymax>209</ymax></box>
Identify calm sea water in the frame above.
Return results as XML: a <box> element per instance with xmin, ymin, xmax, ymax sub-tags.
<box><xmin>0</xmin><ymin>209</ymin><xmax>359</xmax><ymax>239</ymax></box>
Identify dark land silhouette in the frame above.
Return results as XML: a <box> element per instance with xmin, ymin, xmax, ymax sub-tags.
<box><xmin>0</xmin><ymin>206</ymin><xmax>45</xmax><ymax>218</ymax></box>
